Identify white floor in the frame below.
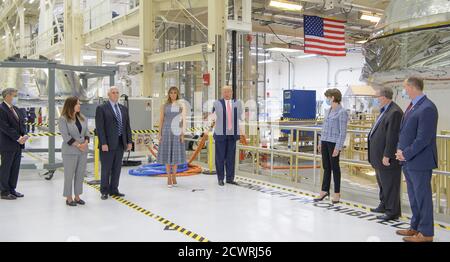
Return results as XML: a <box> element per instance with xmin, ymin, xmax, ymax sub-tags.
<box><xmin>1</xmin><ymin>163</ymin><xmax>450</xmax><ymax>242</ymax></box>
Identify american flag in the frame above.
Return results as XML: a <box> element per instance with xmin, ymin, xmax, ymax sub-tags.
<box><xmin>304</xmin><ymin>15</ymin><xmax>347</xmax><ymax>57</ymax></box>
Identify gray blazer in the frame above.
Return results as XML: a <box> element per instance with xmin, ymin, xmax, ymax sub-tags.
<box><xmin>59</xmin><ymin>116</ymin><xmax>90</xmax><ymax>155</ymax></box>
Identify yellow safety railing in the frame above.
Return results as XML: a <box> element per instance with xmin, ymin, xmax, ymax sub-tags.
<box><xmin>236</xmin><ymin>123</ymin><xmax>450</xmax><ymax>219</ymax></box>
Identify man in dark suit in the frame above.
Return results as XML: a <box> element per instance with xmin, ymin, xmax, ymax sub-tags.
<box><xmin>396</xmin><ymin>77</ymin><xmax>438</xmax><ymax>243</ymax></box>
<box><xmin>368</xmin><ymin>87</ymin><xmax>403</xmax><ymax>221</ymax></box>
<box><xmin>0</xmin><ymin>88</ymin><xmax>28</xmax><ymax>200</ymax></box>
<box><xmin>212</xmin><ymin>86</ymin><xmax>244</xmax><ymax>186</ymax></box>
<box><xmin>95</xmin><ymin>87</ymin><xmax>132</xmax><ymax>200</ymax></box>
<box><xmin>26</xmin><ymin>108</ymin><xmax>37</xmax><ymax>133</ymax></box>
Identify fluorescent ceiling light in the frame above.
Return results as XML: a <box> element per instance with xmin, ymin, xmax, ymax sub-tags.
<box><xmin>258</xmin><ymin>59</ymin><xmax>274</xmax><ymax>64</ymax></box>
<box><xmin>267</xmin><ymin>47</ymin><xmax>301</xmax><ymax>53</ymax></box>
<box><xmin>269</xmin><ymin>0</ymin><xmax>303</xmax><ymax>11</ymax></box>
<box><xmin>102</xmin><ymin>61</ymin><xmax>116</xmax><ymax>64</ymax></box>
<box><xmin>83</xmin><ymin>55</ymin><xmax>96</xmax><ymax>60</ymax></box>
<box><xmin>251</xmin><ymin>53</ymin><xmax>270</xmax><ymax>57</ymax></box>
<box><xmin>356</xmin><ymin>40</ymin><xmax>368</xmax><ymax>44</ymax></box>
<box><xmin>104</xmin><ymin>50</ymin><xmax>130</xmax><ymax>55</ymax></box>
<box><xmin>296</xmin><ymin>54</ymin><xmax>317</xmax><ymax>59</ymax></box>
<box><xmin>116</xmin><ymin>46</ymin><xmax>140</xmax><ymax>51</ymax></box>
<box><xmin>361</xmin><ymin>13</ymin><xmax>381</xmax><ymax>23</ymax></box>
<box><xmin>116</xmin><ymin>62</ymin><xmax>130</xmax><ymax>66</ymax></box>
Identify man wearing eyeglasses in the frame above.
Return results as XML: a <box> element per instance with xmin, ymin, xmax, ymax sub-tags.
<box><xmin>368</xmin><ymin>87</ymin><xmax>403</xmax><ymax>222</ymax></box>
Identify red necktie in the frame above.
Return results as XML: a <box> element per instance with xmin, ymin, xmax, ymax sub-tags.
<box><xmin>404</xmin><ymin>102</ymin><xmax>413</xmax><ymax>117</ymax></box>
<box><xmin>227</xmin><ymin>101</ymin><xmax>232</xmax><ymax>131</ymax></box>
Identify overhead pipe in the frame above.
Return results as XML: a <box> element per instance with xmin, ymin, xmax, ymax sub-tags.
<box><xmin>300</xmin><ymin>0</ymin><xmax>385</xmax><ymax>14</ymax></box>
<box><xmin>334</xmin><ymin>67</ymin><xmax>363</xmax><ymax>87</ymax></box>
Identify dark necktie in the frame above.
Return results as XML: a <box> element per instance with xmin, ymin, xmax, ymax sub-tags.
<box><xmin>10</xmin><ymin>107</ymin><xmax>19</xmax><ymax>122</ymax></box>
<box><xmin>404</xmin><ymin>102</ymin><xmax>413</xmax><ymax>118</ymax></box>
<box><xmin>114</xmin><ymin>104</ymin><xmax>123</xmax><ymax>136</ymax></box>
<box><xmin>370</xmin><ymin>107</ymin><xmax>386</xmax><ymax>137</ymax></box>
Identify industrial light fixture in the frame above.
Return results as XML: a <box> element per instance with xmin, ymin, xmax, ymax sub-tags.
<box><xmin>356</xmin><ymin>40</ymin><xmax>368</xmax><ymax>44</ymax></box>
<box><xmin>269</xmin><ymin>0</ymin><xmax>303</xmax><ymax>11</ymax></box>
<box><xmin>258</xmin><ymin>59</ymin><xmax>274</xmax><ymax>64</ymax></box>
<box><xmin>360</xmin><ymin>13</ymin><xmax>381</xmax><ymax>23</ymax></box>
<box><xmin>83</xmin><ymin>55</ymin><xmax>96</xmax><ymax>60</ymax></box>
<box><xmin>104</xmin><ymin>50</ymin><xmax>131</xmax><ymax>56</ymax></box>
<box><xmin>116</xmin><ymin>46</ymin><xmax>140</xmax><ymax>52</ymax></box>
<box><xmin>251</xmin><ymin>52</ymin><xmax>270</xmax><ymax>57</ymax></box>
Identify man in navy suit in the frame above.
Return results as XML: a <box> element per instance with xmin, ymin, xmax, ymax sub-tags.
<box><xmin>212</xmin><ymin>86</ymin><xmax>244</xmax><ymax>186</ymax></box>
<box><xmin>95</xmin><ymin>87</ymin><xmax>133</xmax><ymax>200</ymax></box>
<box><xmin>395</xmin><ymin>77</ymin><xmax>438</xmax><ymax>242</ymax></box>
<box><xmin>0</xmin><ymin>88</ymin><xmax>28</xmax><ymax>200</ymax></box>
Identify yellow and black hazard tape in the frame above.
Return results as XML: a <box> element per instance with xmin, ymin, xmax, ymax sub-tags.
<box><xmin>85</xmin><ymin>183</ymin><xmax>210</xmax><ymax>242</ymax></box>
<box><xmin>236</xmin><ymin>176</ymin><xmax>450</xmax><ymax>232</ymax></box>
<box><xmin>27</xmin><ymin>127</ymin><xmax>209</xmax><ymax>137</ymax></box>
<box><xmin>28</xmin><ymin>123</ymin><xmax>49</xmax><ymax>127</ymax></box>
<box><xmin>282</xmin><ymin>118</ymin><xmax>317</xmax><ymax>122</ymax></box>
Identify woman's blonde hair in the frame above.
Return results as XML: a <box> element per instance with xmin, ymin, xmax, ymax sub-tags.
<box><xmin>166</xmin><ymin>86</ymin><xmax>181</xmax><ymax>105</ymax></box>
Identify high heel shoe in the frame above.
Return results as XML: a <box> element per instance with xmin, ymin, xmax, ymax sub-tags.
<box><xmin>332</xmin><ymin>194</ymin><xmax>341</xmax><ymax>204</ymax></box>
<box><xmin>314</xmin><ymin>192</ymin><xmax>330</xmax><ymax>202</ymax></box>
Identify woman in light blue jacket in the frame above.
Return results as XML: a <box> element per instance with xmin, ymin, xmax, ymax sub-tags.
<box><xmin>315</xmin><ymin>89</ymin><xmax>348</xmax><ymax>204</ymax></box>
<box><xmin>59</xmin><ymin>97</ymin><xmax>90</xmax><ymax>206</ymax></box>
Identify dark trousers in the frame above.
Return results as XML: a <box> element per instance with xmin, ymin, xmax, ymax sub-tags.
<box><xmin>375</xmin><ymin>168</ymin><xmax>402</xmax><ymax>217</ymax></box>
<box><xmin>321</xmin><ymin>141</ymin><xmax>341</xmax><ymax>194</ymax></box>
<box><xmin>404</xmin><ymin>168</ymin><xmax>434</xmax><ymax>237</ymax></box>
<box><xmin>26</xmin><ymin>118</ymin><xmax>35</xmax><ymax>133</ymax></box>
<box><xmin>100</xmin><ymin>142</ymin><xmax>124</xmax><ymax>195</ymax></box>
<box><xmin>0</xmin><ymin>150</ymin><xmax>22</xmax><ymax>195</ymax></box>
<box><xmin>215</xmin><ymin>136</ymin><xmax>237</xmax><ymax>182</ymax></box>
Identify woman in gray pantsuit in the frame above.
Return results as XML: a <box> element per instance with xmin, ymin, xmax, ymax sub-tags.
<box><xmin>59</xmin><ymin>97</ymin><xmax>90</xmax><ymax>206</ymax></box>
<box><xmin>157</xmin><ymin>87</ymin><xmax>187</xmax><ymax>188</ymax></box>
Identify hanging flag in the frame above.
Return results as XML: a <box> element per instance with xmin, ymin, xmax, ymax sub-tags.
<box><xmin>304</xmin><ymin>15</ymin><xmax>347</xmax><ymax>57</ymax></box>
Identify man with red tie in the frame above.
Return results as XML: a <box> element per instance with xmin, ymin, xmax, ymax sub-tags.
<box><xmin>211</xmin><ymin>86</ymin><xmax>244</xmax><ymax>186</ymax></box>
<box><xmin>0</xmin><ymin>88</ymin><xmax>28</xmax><ymax>200</ymax></box>
<box><xmin>396</xmin><ymin>77</ymin><xmax>438</xmax><ymax>242</ymax></box>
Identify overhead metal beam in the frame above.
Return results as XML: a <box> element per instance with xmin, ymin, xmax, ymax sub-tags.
<box><xmin>83</xmin><ymin>9</ymin><xmax>140</xmax><ymax>45</ymax></box>
<box><xmin>154</xmin><ymin>0</ymin><xmax>208</xmax><ymax>12</ymax></box>
<box><xmin>147</xmin><ymin>43</ymin><xmax>212</xmax><ymax>64</ymax></box>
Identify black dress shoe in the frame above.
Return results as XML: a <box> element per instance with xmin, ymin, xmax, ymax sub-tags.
<box><xmin>227</xmin><ymin>181</ymin><xmax>238</xmax><ymax>185</ymax></box>
<box><xmin>11</xmin><ymin>192</ymin><xmax>24</xmax><ymax>198</ymax></box>
<box><xmin>377</xmin><ymin>214</ymin><xmax>399</xmax><ymax>221</ymax></box>
<box><xmin>66</xmin><ymin>201</ymin><xmax>77</xmax><ymax>207</ymax></box>
<box><xmin>101</xmin><ymin>194</ymin><xmax>108</xmax><ymax>200</ymax></box>
<box><xmin>110</xmin><ymin>192</ymin><xmax>125</xmax><ymax>197</ymax></box>
<box><xmin>218</xmin><ymin>181</ymin><xmax>225</xmax><ymax>186</ymax></box>
<box><xmin>370</xmin><ymin>207</ymin><xmax>386</xmax><ymax>214</ymax></box>
<box><xmin>1</xmin><ymin>194</ymin><xmax>17</xmax><ymax>200</ymax></box>
<box><xmin>75</xmin><ymin>199</ymin><xmax>86</xmax><ymax>205</ymax></box>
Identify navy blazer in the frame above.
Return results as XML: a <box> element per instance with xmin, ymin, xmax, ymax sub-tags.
<box><xmin>0</xmin><ymin>102</ymin><xmax>27</xmax><ymax>152</ymax></box>
<box><xmin>95</xmin><ymin>102</ymin><xmax>133</xmax><ymax>151</ymax></box>
<box><xmin>398</xmin><ymin>96</ymin><xmax>438</xmax><ymax>171</ymax></box>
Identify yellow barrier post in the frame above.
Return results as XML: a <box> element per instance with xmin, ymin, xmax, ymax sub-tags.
<box><xmin>88</xmin><ymin>136</ymin><xmax>101</xmax><ymax>185</ymax></box>
<box><xmin>202</xmin><ymin>132</ymin><xmax>217</xmax><ymax>175</ymax></box>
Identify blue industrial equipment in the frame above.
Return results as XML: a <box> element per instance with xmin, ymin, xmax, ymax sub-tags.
<box><xmin>283</xmin><ymin>90</ymin><xmax>317</xmax><ymax>120</ymax></box>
